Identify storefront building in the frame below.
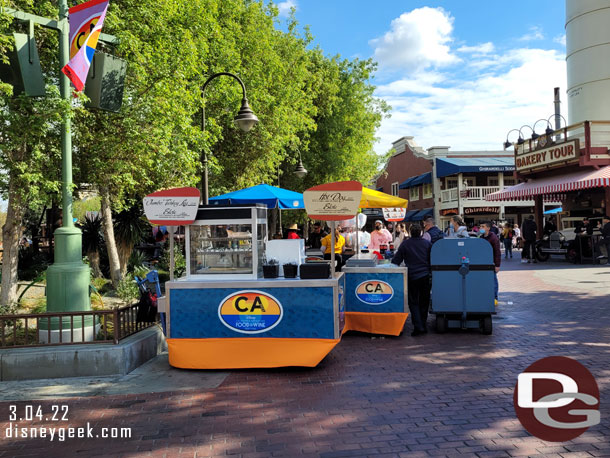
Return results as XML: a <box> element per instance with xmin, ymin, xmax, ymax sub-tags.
<box><xmin>375</xmin><ymin>137</ymin><xmax>555</xmax><ymax>229</ymax></box>
<box><xmin>487</xmin><ymin>123</ymin><xmax>610</xmax><ymax>235</ymax></box>
<box><xmin>487</xmin><ymin>1</ymin><xmax>610</xmax><ymax>236</ymax></box>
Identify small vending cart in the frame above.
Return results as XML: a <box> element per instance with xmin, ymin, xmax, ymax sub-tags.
<box><xmin>342</xmin><ymin>188</ymin><xmax>410</xmax><ymax>336</ymax></box>
<box><xmin>162</xmin><ymin>204</ymin><xmax>345</xmax><ymax>369</ymax></box>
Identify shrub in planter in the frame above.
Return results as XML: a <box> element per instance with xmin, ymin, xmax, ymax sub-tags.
<box><xmin>263</xmin><ymin>257</ymin><xmax>279</xmax><ymax>278</ymax></box>
<box><xmin>283</xmin><ymin>263</ymin><xmax>298</xmax><ymax>278</ymax></box>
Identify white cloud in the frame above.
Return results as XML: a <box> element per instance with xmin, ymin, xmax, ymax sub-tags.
<box><xmin>276</xmin><ymin>0</ymin><xmax>297</xmax><ymax>17</ymax></box>
<box><xmin>519</xmin><ymin>26</ymin><xmax>544</xmax><ymax>41</ymax></box>
<box><xmin>457</xmin><ymin>42</ymin><xmax>495</xmax><ymax>55</ymax></box>
<box><xmin>374</xmin><ymin>48</ymin><xmax>567</xmax><ymax>152</ymax></box>
<box><xmin>554</xmin><ymin>34</ymin><xmax>566</xmax><ymax>46</ymax></box>
<box><xmin>370</xmin><ymin>10</ymin><xmax>567</xmax><ymax>154</ymax></box>
<box><xmin>369</xmin><ymin>7</ymin><xmax>459</xmax><ymax>72</ymax></box>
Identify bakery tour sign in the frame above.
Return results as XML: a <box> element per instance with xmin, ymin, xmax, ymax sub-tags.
<box><xmin>516</xmin><ymin>139</ymin><xmax>579</xmax><ymax>174</ymax></box>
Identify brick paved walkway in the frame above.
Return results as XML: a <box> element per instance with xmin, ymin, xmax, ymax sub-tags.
<box><xmin>1</xmin><ymin>259</ymin><xmax>609</xmax><ymax>457</ymax></box>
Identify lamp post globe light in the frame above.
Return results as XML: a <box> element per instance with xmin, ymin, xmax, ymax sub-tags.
<box><xmin>517</xmin><ymin>125</ymin><xmax>534</xmax><ymax>145</ymax></box>
<box><xmin>294</xmin><ymin>151</ymin><xmax>307</xmax><ymax>178</ymax></box>
<box><xmin>200</xmin><ymin>72</ymin><xmax>258</xmax><ymax>204</ymax></box>
<box><xmin>503</xmin><ymin>128</ymin><xmax>521</xmax><ymax>149</ymax></box>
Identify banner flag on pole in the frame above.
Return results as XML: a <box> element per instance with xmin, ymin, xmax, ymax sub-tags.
<box><xmin>61</xmin><ymin>0</ymin><xmax>110</xmax><ymax>92</ymax></box>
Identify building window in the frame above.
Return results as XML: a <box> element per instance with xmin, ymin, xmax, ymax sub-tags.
<box><xmin>409</xmin><ymin>186</ymin><xmax>420</xmax><ymax>201</ymax></box>
<box><xmin>487</xmin><ymin>177</ymin><xmax>499</xmax><ymax>186</ymax></box>
<box><xmin>423</xmin><ymin>183</ymin><xmax>433</xmax><ymax>199</ymax></box>
<box><xmin>391</xmin><ymin>182</ymin><xmax>399</xmax><ymax>196</ymax></box>
<box><xmin>446</xmin><ymin>178</ymin><xmax>458</xmax><ymax>189</ymax></box>
<box><xmin>504</xmin><ymin>177</ymin><xmax>516</xmax><ymax>187</ymax></box>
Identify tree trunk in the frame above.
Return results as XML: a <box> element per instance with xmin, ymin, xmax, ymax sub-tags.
<box><xmin>87</xmin><ymin>250</ymin><xmax>102</xmax><ymax>278</ymax></box>
<box><xmin>100</xmin><ymin>187</ymin><xmax>121</xmax><ymax>288</ymax></box>
<box><xmin>1</xmin><ymin>180</ymin><xmax>23</xmax><ymax>309</ymax></box>
<box><xmin>117</xmin><ymin>239</ymin><xmax>132</xmax><ymax>277</ymax></box>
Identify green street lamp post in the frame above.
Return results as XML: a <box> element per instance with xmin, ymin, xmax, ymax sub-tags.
<box><xmin>200</xmin><ymin>72</ymin><xmax>259</xmax><ymax>204</ymax></box>
<box><xmin>45</xmin><ymin>0</ymin><xmax>90</xmax><ymax>323</ymax></box>
<box><xmin>2</xmin><ymin>2</ymin><xmax>117</xmax><ymax>340</ymax></box>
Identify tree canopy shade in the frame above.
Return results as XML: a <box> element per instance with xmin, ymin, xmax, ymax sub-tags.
<box><xmin>0</xmin><ymin>0</ymin><xmax>391</xmax><ymax>292</ymax></box>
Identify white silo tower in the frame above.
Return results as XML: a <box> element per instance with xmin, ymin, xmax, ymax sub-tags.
<box><xmin>566</xmin><ymin>0</ymin><xmax>610</xmax><ymax>124</ymax></box>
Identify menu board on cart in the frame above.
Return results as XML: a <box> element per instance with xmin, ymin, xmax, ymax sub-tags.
<box><xmin>382</xmin><ymin>208</ymin><xmax>406</xmax><ymax>222</ymax></box>
<box><xmin>304</xmin><ymin>181</ymin><xmax>362</xmax><ymax>221</ymax></box>
<box><xmin>143</xmin><ymin>187</ymin><xmax>200</xmax><ymax>226</ymax></box>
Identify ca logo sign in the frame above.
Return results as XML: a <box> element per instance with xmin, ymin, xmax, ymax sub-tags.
<box><xmin>514</xmin><ymin>356</ymin><xmax>600</xmax><ymax>442</ymax></box>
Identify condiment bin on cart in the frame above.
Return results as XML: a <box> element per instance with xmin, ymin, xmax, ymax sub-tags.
<box><xmin>430</xmin><ymin>238</ymin><xmax>495</xmax><ymax>334</ymax></box>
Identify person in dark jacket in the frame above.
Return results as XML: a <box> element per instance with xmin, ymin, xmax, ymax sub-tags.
<box><xmin>422</xmin><ymin>216</ymin><xmax>444</xmax><ymax>244</ymax></box>
<box><xmin>479</xmin><ymin>221</ymin><xmax>501</xmax><ymax>302</ymax></box>
<box><xmin>595</xmin><ymin>215</ymin><xmax>610</xmax><ymax>260</ymax></box>
<box><xmin>307</xmin><ymin>222</ymin><xmax>327</xmax><ymax>249</ymax></box>
<box><xmin>543</xmin><ymin>216</ymin><xmax>557</xmax><ymax>235</ymax></box>
<box><xmin>391</xmin><ymin>224</ymin><xmax>432</xmax><ymax>336</ymax></box>
<box><xmin>490</xmin><ymin>221</ymin><xmax>499</xmax><ymax>236</ymax></box>
<box><xmin>521</xmin><ymin>215</ymin><xmax>537</xmax><ymax>263</ymax></box>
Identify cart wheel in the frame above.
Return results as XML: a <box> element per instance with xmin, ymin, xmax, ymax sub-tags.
<box><xmin>436</xmin><ymin>315</ymin><xmax>447</xmax><ymax>334</ymax></box>
<box><xmin>481</xmin><ymin>315</ymin><xmax>492</xmax><ymax>335</ymax></box>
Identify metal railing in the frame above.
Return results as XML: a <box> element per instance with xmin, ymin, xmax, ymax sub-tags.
<box><xmin>516</xmin><ymin>120</ymin><xmax>610</xmax><ymax>155</ymax></box>
<box><xmin>441</xmin><ymin>188</ymin><xmax>459</xmax><ymax>203</ymax></box>
<box><xmin>463</xmin><ymin>186</ymin><xmax>500</xmax><ymax>200</ymax></box>
<box><xmin>0</xmin><ymin>303</ymin><xmax>158</xmax><ymax>348</ymax></box>
<box><xmin>441</xmin><ymin>186</ymin><xmax>500</xmax><ymax>203</ymax></box>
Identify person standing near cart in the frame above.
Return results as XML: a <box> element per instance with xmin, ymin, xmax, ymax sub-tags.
<box><xmin>422</xmin><ymin>216</ymin><xmax>445</xmax><ymax>244</ymax></box>
<box><xmin>391</xmin><ymin>225</ymin><xmax>432</xmax><ymax>336</ymax></box>
<box><xmin>521</xmin><ymin>215</ymin><xmax>537</xmax><ymax>263</ymax></box>
<box><xmin>479</xmin><ymin>221</ymin><xmax>501</xmax><ymax>304</ymax></box>
<box><xmin>369</xmin><ymin>220</ymin><xmax>393</xmax><ymax>253</ymax></box>
<box><xmin>595</xmin><ymin>215</ymin><xmax>610</xmax><ymax>260</ymax></box>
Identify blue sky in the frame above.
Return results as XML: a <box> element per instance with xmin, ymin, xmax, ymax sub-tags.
<box><xmin>274</xmin><ymin>0</ymin><xmax>568</xmax><ymax>153</ymax></box>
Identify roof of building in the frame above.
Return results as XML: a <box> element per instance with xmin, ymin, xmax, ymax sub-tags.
<box><xmin>399</xmin><ymin>172</ymin><xmax>432</xmax><ymax>189</ymax></box>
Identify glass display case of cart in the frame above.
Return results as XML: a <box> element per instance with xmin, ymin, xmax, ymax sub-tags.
<box><xmin>186</xmin><ymin>204</ymin><xmax>268</xmax><ymax>280</ymax></box>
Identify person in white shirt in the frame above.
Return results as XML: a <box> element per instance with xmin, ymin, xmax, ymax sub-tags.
<box><xmin>394</xmin><ymin>223</ymin><xmax>407</xmax><ymax>246</ymax></box>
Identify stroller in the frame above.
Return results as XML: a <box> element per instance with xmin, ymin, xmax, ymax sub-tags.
<box><xmin>135</xmin><ymin>270</ymin><xmax>162</xmax><ymax>323</ymax></box>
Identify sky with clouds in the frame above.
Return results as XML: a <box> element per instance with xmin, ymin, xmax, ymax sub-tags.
<box><xmin>274</xmin><ymin>0</ymin><xmax>567</xmax><ymax>153</ymax></box>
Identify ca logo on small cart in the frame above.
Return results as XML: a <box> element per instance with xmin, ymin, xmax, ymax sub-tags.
<box><xmin>514</xmin><ymin>356</ymin><xmax>600</xmax><ymax>442</ymax></box>
<box><xmin>355</xmin><ymin>280</ymin><xmax>394</xmax><ymax>305</ymax></box>
<box><xmin>218</xmin><ymin>290</ymin><xmax>283</xmax><ymax>334</ymax></box>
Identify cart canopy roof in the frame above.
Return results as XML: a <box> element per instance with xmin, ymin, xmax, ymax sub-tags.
<box><xmin>209</xmin><ymin>184</ymin><xmax>304</xmax><ymax>209</ymax></box>
<box><xmin>360</xmin><ymin>187</ymin><xmax>408</xmax><ymax>209</ymax></box>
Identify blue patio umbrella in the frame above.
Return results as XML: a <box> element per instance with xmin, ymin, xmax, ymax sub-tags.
<box><xmin>209</xmin><ymin>184</ymin><xmax>304</xmax><ymax>209</ymax></box>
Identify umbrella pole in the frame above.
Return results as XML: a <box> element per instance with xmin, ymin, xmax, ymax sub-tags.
<box><xmin>331</xmin><ymin>221</ymin><xmax>336</xmax><ymax>279</ymax></box>
<box><xmin>279</xmin><ymin>206</ymin><xmax>282</xmax><ymax>236</ymax></box>
<box><xmin>356</xmin><ymin>217</ymin><xmax>360</xmax><ymax>253</ymax></box>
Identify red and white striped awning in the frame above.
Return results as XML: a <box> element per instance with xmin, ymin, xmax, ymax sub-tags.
<box><xmin>486</xmin><ymin>166</ymin><xmax>610</xmax><ymax>201</ymax></box>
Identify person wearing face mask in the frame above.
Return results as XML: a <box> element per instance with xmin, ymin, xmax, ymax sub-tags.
<box><xmin>369</xmin><ymin>220</ymin><xmax>393</xmax><ymax>253</ymax></box>
<box><xmin>447</xmin><ymin>215</ymin><xmax>468</xmax><ymax>238</ymax></box>
<box><xmin>479</xmin><ymin>221</ymin><xmax>501</xmax><ymax>304</ymax></box>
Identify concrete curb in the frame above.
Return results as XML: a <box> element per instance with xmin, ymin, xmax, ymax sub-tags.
<box><xmin>0</xmin><ymin>326</ymin><xmax>167</xmax><ymax>381</ymax></box>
